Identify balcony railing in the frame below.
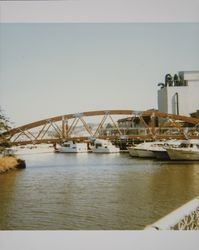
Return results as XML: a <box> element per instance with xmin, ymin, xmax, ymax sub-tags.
<box><xmin>145</xmin><ymin>197</ymin><xmax>199</xmax><ymax>230</ymax></box>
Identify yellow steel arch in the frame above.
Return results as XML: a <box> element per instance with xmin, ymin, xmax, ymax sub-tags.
<box><xmin>4</xmin><ymin>109</ymin><xmax>199</xmax><ymax>145</ymax></box>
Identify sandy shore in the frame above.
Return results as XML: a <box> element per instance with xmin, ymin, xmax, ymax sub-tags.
<box><xmin>0</xmin><ymin>156</ymin><xmax>20</xmax><ymax>173</ymax></box>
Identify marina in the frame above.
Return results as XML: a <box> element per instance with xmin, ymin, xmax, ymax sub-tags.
<box><xmin>11</xmin><ymin>138</ymin><xmax>199</xmax><ymax>161</ymax></box>
<box><xmin>0</xmin><ymin>22</ymin><xmax>199</xmax><ymax>232</ymax></box>
<box><xmin>0</xmin><ymin>19</ymin><xmax>199</xmax><ymax>250</ymax></box>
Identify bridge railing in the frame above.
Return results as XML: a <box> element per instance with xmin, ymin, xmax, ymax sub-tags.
<box><xmin>145</xmin><ymin>197</ymin><xmax>199</xmax><ymax>230</ymax></box>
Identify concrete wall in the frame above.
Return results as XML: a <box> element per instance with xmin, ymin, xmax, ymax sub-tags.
<box><xmin>158</xmin><ymin>88</ymin><xmax>168</xmax><ymax>113</ymax></box>
<box><xmin>158</xmin><ymin>71</ymin><xmax>199</xmax><ymax>116</ymax></box>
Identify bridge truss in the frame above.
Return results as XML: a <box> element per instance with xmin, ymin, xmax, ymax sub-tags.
<box><xmin>3</xmin><ymin>110</ymin><xmax>199</xmax><ymax>146</ymax></box>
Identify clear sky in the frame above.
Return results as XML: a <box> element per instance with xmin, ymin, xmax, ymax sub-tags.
<box><xmin>0</xmin><ymin>23</ymin><xmax>199</xmax><ymax>126</ymax></box>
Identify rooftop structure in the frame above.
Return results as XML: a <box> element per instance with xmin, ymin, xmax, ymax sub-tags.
<box><xmin>190</xmin><ymin>110</ymin><xmax>199</xmax><ymax>118</ymax></box>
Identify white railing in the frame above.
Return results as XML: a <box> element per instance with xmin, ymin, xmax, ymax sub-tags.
<box><xmin>145</xmin><ymin>197</ymin><xmax>199</xmax><ymax>230</ymax></box>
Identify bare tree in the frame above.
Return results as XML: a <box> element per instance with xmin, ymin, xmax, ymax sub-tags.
<box><xmin>0</xmin><ymin>108</ymin><xmax>11</xmax><ymax>152</ymax></box>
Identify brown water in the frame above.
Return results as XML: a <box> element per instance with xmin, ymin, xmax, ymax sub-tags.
<box><xmin>0</xmin><ymin>152</ymin><xmax>199</xmax><ymax>230</ymax></box>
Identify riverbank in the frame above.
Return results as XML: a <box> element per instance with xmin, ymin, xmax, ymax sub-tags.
<box><xmin>0</xmin><ymin>156</ymin><xmax>25</xmax><ymax>174</ymax></box>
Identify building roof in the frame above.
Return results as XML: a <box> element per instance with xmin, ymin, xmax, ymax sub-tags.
<box><xmin>117</xmin><ymin>109</ymin><xmax>158</xmax><ymax>122</ymax></box>
<box><xmin>118</xmin><ymin>117</ymin><xmax>134</xmax><ymax>122</ymax></box>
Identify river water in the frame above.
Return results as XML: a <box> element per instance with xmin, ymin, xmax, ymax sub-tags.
<box><xmin>0</xmin><ymin>152</ymin><xmax>199</xmax><ymax>230</ymax></box>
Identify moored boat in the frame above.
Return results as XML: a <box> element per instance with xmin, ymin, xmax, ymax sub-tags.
<box><xmin>91</xmin><ymin>139</ymin><xmax>120</xmax><ymax>153</ymax></box>
<box><xmin>129</xmin><ymin>141</ymin><xmax>165</xmax><ymax>158</ymax></box>
<box><xmin>166</xmin><ymin>139</ymin><xmax>199</xmax><ymax>161</ymax></box>
<box><xmin>56</xmin><ymin>141</ymin><xmax>88</xmax><ymax>153</ymax></box>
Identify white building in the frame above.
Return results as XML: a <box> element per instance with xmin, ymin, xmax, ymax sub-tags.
<box><xmin>157</xmin><ymin>71</ymin><xmax>199</xmax><ymax>117</ymax></box>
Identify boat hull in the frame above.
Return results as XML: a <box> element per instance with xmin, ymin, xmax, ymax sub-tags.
<box><xmin>152</xmin><ymin>150</ymin><xmax>170</xmax><ymax>160</ymax></box>
<box><xmin>57</xmin><ymin>148</ymin><xmax>88</xmax><ymax>153</ymax></box>
<box><xmin>92</xmin><ymin>148</ymin><xmax>120</xmax><ymax>153</ymax></box>
<box><xmin>167</xmin><ymin>148</ymin><xmax>199</xmax><ymax>161</ymax></box>
<box><xmin>137</xmin><ymin>149</ymin><xmax>155</xmax><ymax>158</ymax></box>
<box><xmin>128</xmin><ymin>147</ymin><xmax>138</xmax><ymax>157</ymax></box>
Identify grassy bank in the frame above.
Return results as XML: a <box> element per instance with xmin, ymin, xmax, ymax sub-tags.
<box><xmin>0</xmin><ymin>156</ymin><xmax>19</xmax><ymax>173</ymax></box>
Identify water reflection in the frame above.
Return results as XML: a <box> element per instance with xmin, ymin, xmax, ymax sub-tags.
<box><xmin>146</xmin><ymin>162</ymin><xmax>199</xmax><ymax>226</ymax></box>
<box><xmin>0</xmin><ymin>171</ymin><xmax>17</xmax><ymax>229</ymax></box>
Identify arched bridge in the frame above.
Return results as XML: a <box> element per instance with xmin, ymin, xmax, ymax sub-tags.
<box><xmin>4</xmin><ymin>110</ymin><xmax>199</xmax><ymax>146</ymax></box>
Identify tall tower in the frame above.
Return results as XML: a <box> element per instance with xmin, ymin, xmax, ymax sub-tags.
<box><xmin>157</xmin><ymin>71</ymin><xmax>199</xmax><ymax>116</ymax></box>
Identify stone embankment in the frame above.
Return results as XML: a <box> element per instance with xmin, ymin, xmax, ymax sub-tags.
<box><xmin>0</xmin><ymin>156</ymin><xmax>26</xmax><ymax>174</ymax></box>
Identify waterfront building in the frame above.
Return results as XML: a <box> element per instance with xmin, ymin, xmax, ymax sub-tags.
<box><xmin>117</xmin><ymin>109</ymin><xmax>158</xmax><ymax>129</ymax></box>
<box><xmin>157</xmin><ymin>71</ymin><xmax>199</xmax><ymax>116</ymax></box>
<box><xmin>114</xmin><ymin>109</ymin><xmax>159</xmax><ymax>136</ymax></box>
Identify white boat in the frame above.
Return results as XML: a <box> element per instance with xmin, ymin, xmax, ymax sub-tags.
<box><xmin>166</xmin><ymin>139</ymin><xmax>199</xmax><ymax>160</ymax></box>
<box><xmin>91</xmin><ymin>139</ymin><xmax>120</xmax><ymax>153</ymax></box>
<box><xmin>129</xmin><ymin>141</ymin><xmax>166</xmax><ymax>158</ymax></box>
<box><xmin>56</xmin><ymin>141</ymin><xmax>88</xmax><ymax>153</ymax></box>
